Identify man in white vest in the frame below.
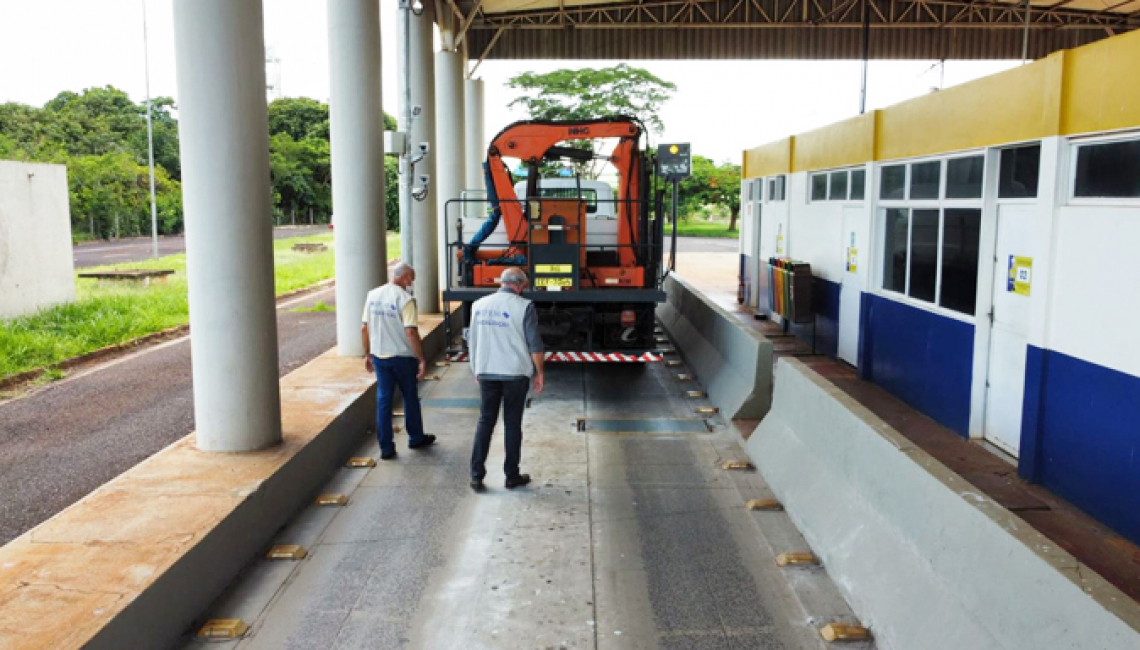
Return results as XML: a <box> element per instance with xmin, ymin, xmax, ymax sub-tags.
<box><xmin>361</xmin><ymin>262</ymin><xmax>436</xmax><ymax>460</ymax></box>
<box><xmin>467</xmin><ymin>267</ymin><xmax>545</xmax><ymax>491</ymax></box>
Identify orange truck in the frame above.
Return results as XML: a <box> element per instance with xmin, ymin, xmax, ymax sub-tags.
<box><xmin>442</xmin><ymin>117</ymin><xmax>674</xmax><ymax>360</ymax></box>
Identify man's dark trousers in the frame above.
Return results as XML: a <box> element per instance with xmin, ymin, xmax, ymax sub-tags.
<box><xmin>470</xmin><ymin>377</ymin><xmax>529</xmax><ymax>481</ymax></box>
<box><xmin>372</xmin><ymin>355</ymin><xmax>427</xmax><ymax>456</ymax></box>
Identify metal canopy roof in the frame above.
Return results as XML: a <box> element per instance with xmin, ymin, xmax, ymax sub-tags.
<box><xmin>451</xmin><ymin>0</ymin><xmax>1139</xmax><ymax>60</ymax></box>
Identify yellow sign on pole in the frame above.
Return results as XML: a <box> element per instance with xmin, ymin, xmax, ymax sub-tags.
<box><xmin>1008</xmin><ymin>255</ymin><xmax>1032</xmax><ymax>296</ymax></box>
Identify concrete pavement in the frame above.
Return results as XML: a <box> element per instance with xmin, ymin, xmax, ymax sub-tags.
<box><xmin>0</xmin><ymin>287</ymin><xmax>338</xmax><ymax>546</ymax></box>
<box><xmin>183</xmin><ymin>356</ymin><xmax>867</xmax><ymax>650</ymax></box>
<box><xmin>72</xmin><ymin>226</ymin><xmax>330</xmax><ymax>268</ymax></box>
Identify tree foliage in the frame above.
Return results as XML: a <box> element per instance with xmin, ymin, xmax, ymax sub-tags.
<box><xmin>507</xmin><ymin>64</ymin><xmax>676</xmax><ymax>135</ymax></box>
<box><xmin>507</xmin><ymin>65</ymin><xmax>676</xmax><ymax>179</ymax></box>
<box><xmin>0</xmin><ymin>87</ymin><xmax>401</xmax><ymax>239</ymax></box>
<box><xmin>669</xmin><ymin>156</ymin><xmax>742</xmax><ymax>231</ymax></box>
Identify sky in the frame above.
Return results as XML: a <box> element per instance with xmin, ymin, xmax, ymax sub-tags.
<box><xmin>0</xmin><ymin>0</ymin><xmax>1020</xmax><ymax>165</ymax></box>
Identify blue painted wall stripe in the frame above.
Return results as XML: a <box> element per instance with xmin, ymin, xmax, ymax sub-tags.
<box><xmin>1019</xmin><ymin>346</ymin><xmax>1140</xmax><ymax>545</ymax></box>
<box><xmin>790</xmin><ymin>277</ymin><xmax>841</xmax><ymax>359</ymax></box>
<box><xmin>857</xmin><ymin>293</ymin><xmax>975</xmax><ymax>436</ymax></box>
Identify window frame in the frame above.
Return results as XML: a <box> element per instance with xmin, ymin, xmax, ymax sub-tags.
<box><xmin>807</xmin><ymin>167</ymin><xmax>866</xmax><ymax>204</ymax></box>
<box><xmin>995</xmin><ymin>141</ymin><xmax>1042</xmax><ymax>204</ymax></box>
<box><xmin>874</xmin><ymin>150</ymin><xmax>985</xmax><ymax>323</ymax></box>
<box><xmin>1068</xmin><ymin>131</ymin><xmax>1140</xmax><ymax>206</ymax></box>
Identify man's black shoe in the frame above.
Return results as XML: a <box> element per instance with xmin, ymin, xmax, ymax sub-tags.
<box><xmin>505</xmin><ymin>474</ymin><xmax>531</xmax><ymax>489</ymax></box>
<box><xmin>409</xmin><ymin>434</ymin><xmax>437</xmax><ymax>449</ymax></box>
<box><xmin>380</xmin><ymin>450</ymin><xmax>397</xmax><ymax>460</ymax></box>
<box><xmin>470</xmin><ymin>479</ymin><xmax>485</xmax><ymax>492</ymax></box>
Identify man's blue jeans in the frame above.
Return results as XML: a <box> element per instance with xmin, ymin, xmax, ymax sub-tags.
<box><xmin>372</xmin><ymin>355</ymin><xmax>426</xmax><ymax>455</ymax></box>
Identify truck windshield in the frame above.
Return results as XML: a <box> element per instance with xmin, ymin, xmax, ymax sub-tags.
<box><xmin>537</xmin><ymin>187</ymin><xmax>598</xmax><ymax>214</ymax></box>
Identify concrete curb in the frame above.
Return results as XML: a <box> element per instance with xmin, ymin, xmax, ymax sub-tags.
<box><xmin>747</xmin><ymin>358</ymin><xmax>1140</xmax><ymax>650</ymax></box>
<box><xmin>656</xmin><ymin>273</ymin><xmax>773</xmax><ymax>419</ymax></box>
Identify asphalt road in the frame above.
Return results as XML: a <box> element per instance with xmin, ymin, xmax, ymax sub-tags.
<box><xmin>675</xmin><ymin>235</ymin><xmax>738</xmax><ymax>253</ymax></box>
<box><xmin>0</xmin><ymin>287</ymin><xmax>340</xmax><ymax>545</ymax></box>
<box><xmin>72</xmin><ymin>226</ymin><xmax>330</xmax><ymax>268</ymax></box>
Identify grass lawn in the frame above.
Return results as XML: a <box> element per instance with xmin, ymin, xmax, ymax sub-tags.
<box><xmin>0</xmin><ymin>232</ymin><xmax>399</xmax><ymax>382</ymax></box>
<box><xmin>673</xmin><ymin>219</ymin><xmax>739</xmax><ymax>238</ymax></box>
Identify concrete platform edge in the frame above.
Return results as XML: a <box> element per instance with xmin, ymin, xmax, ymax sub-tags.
<box><xmin>656</xmin><ymin>273</ymin><xmax>773</xmax><ymax>419</ymax></box>
<box><xmin>747</xmin><ymin>357</ymin><xmax>1140</xmax><ymax>650</ymax></box>
<box><xmin>0</xmin><ymin>313</ymin><xmax>458</xmax><ymax>650</ymax></box>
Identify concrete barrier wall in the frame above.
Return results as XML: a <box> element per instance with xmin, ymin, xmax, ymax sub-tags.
<box><xmin>656</xmin><ymin>274</ymin><xmax>773</xmax><ymax>420</ymax></box>
<box><xmin>747</xmin><ymin>358</ymin><xmax>1140</xmax><ymax>650</ymax></box>
<box><xmin>0</xmin><ymin>161</ymin><xmax>75</xmax><ymax>319</ymax></box>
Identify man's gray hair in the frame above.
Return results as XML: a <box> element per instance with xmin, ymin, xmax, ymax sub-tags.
<box><xmin>392</xmin><ymin>262</ymin><xmax>414</xmax><ymax>280</ymax></box>
<box><xmin>500</xmin><ymin>267</ymin><xmax>528</xmax><ymax>287</ymax></box>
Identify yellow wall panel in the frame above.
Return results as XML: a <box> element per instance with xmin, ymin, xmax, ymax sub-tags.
<box><xmin>791</xmin><ymin>112</ymin><xmax>876</xmax><ymax>173</ymax></box>
<box><xmin>1061</xmin><ymin>29</ymin><xmax>1140</xmax><ymax>136</ymax></box>
<box><xmin>875</xmin><ymin>53</ymin><xmax>1064</xmax><ymax>161</ymax></box>
<box><xmin>743</xmin><ymin>138</ymin><xmax>792</xmax><ymax>179</ymax></box>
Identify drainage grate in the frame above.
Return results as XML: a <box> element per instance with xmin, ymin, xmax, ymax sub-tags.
<box><xmin>576</xmin><ymin>418</ymin><xmax>711</xmax><ymax>435</ymax></box>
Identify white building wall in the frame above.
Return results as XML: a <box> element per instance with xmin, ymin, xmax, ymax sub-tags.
<box><xmin>0</xmin><ymin>161</ymin><xmax>75</xmax><ymax>320</ymax></box>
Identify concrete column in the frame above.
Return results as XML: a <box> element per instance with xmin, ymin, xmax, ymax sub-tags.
<box><xmin>328</xmin><ymin>0</ymin><xmax>387</xmax><ymax>356</ymax></box>
<box><xmin>464</xmin><ymin>77</ymin><xmax>485</xmax><ymax>194</ymax></box>
<box><xmin>435</xmin><ymin>50</ymin><xmax>465</xmax><ymax>292</ymax></box>
<box><xmin>172</xmin><ymin>0</ymin><xmax>281</xmax><ymax>452</ymax></box>
<box><xmin>408</xmin><ymin>4</ymin><xmax>438</xmax><ymax>312</ymax></box>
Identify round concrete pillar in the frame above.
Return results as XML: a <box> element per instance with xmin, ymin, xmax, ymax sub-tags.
<box><xmin>408</xmin><ymin>5</ymin><xmax>438</xmax><ymax>313</ymax></box>
<box><xmin>328</xmin><ymin>0</ymin><xmax>387</xmax><ymax>356</ymax></box>
<box><xmin>435</xmin><ymin>50</ymin><xmax>465</xmax><ymax>292</ymax></box>
<box><xmin>172</xmin><ymin>0</ymin><xmax>281</xmax><ymax>452</ymax></box>
<box><xmin>464</xmin><ymin>78</ymin><xmax>485</xmax><ymax>193</ymax></box>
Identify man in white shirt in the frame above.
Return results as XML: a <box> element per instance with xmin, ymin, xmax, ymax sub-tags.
<box><xmin>466</xmin><ymin>267</ymin><xmax>545</xmax><ymax>491</ymax></box>
<box><xmin>361</xmin><ymin>263</ymin><xmax>435</xmax><ymax>460</ymax></box>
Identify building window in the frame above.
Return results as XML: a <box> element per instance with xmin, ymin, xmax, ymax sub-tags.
<box><xmin>829</xmin><ymin>171</ymin><xmax>848</xmax><ymax>200</ymax></box>
<box><xmin>811</xmin><ymin>173</ymin><xmax>828</xmax><ymax>201</ymax></box>
<box><xmin>768</xmin><ymin>175</ymin><xmax>786</xmax><ymax>201</ymax></box>
<box><xmin>1074</xmin><ymin>138</ymin><xmax>1140</xmax><ymax>199</ymax></box>
<box><xmin>909</xmin><ymin>209</ymin><xmax>939</xmax><ymax>302</ymax></box>
<box><xmin>881</xmin><ymin>164</ymin><xmax>906</xmax><ymax>200</ymax></box>
<box><xmin>882</xmin><ymin>208</ymin><xmax>908</xmax><ymax>294</ymax></box>
<box><xmin>850</xmin><ymin>169</ymin><xmax>866</xmax><ymax>201</ymax></box>
<box><xmin>946</xmin><ymin>155</ymin><xmax>984</xmax><ymax>199</ymax></box>
<box><xmin>998</xmin><ymin>144</ymin><xmax>1040</xmax><ymax>199</ymax></box>
<box><xmin>878</xmin><ymin>153</ymin><xmax>984</xmax><ymax>316</ymax></box>
<box><xmin>910</xmin><ymin>161</ymin><xmax>941</xmax><ymax>200</ymax></box>
<box><xmin>940</xmin><ymin>209</ymin><xmax>982</xmax><ymax>315</ymax></box>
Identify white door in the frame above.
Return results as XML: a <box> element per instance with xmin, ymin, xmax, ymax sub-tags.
<box><xmin>983</xmin><ymin>205</ymin><xmax>1035</xmax><ymax>455</ymax></box>
<box><xmin>838</xmin><ymin>207</ymin><xmax>869</xmax><ymax>366</ymax></box>
<box><xmin>749</xmin><ymin>183</ymin><xmax>763</xmax><ymax>308</ymax></box>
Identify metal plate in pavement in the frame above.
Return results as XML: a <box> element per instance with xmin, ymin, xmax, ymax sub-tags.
<box><xmin>421</xmin><ymin>397</ymin><xmax>482</xmax><ymax>410</ymax></box>
<box><xmin>577</xmin><ymin>418</ymin><xmax>711</xmax><ymax>435</ymax></box>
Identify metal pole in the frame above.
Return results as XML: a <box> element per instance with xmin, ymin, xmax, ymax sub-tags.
<box><xmin>859</xmin><ymin>0</ymin><xmax>870</xmax><ymax>114</ymax></box>
<box><xmin>142</xmin><ymin>0</ymin><xmax>159</xmax><ymax>258</ymax></box>
<box><xmin>1022</xmin><ymin>0</ymin><xmax>1031</xmax><ymax>62</ymax></box>
<box><xmin>670</xmin><ymin>178</ymin><xmax>678</xmax><ymax>272</ymax></box>
<box><xmin>398</xmin><ymin>1</ymin><xmax>414</xmax><ymax>267</ymax></box>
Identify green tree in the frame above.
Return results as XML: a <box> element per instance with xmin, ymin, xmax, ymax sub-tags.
<box><xmin>672</xmin><ymin>156</ymin><xmax>741</xmax><ymax>231</ymax></box>
<box><xmin>506</xmin><ymin>64</ymin><xmax>675</xmax><ymax>178</ymax></box>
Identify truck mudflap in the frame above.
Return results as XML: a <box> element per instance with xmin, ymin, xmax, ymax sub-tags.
<box><xmin>447</xmin><ymin>351</ymin><xmax>662</xmax><ymax>363</ymax></box>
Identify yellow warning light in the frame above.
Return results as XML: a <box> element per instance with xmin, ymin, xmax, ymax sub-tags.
<box><xmin>669</xmin><ymin>145</ymin><xmax>679</xmax><ymax>155</ymax></box>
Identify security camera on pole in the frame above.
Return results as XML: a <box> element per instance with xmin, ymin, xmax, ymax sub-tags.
<box><xmin>394</xmin><ymin>1</ymin><xmax>433</xmax><ymax>268</ymax></box>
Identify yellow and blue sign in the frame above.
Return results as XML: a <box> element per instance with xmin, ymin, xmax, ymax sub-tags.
<box><xmin>1008</xmin><ymin>255</ymin><xmax>1033</xmax><ymax>296</ymax></box>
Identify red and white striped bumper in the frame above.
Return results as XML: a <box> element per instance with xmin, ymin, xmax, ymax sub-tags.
<box><xmin>447</xmin><ymin>351</ymin><xmax>662</xmax><ymax>363</ymax></box>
